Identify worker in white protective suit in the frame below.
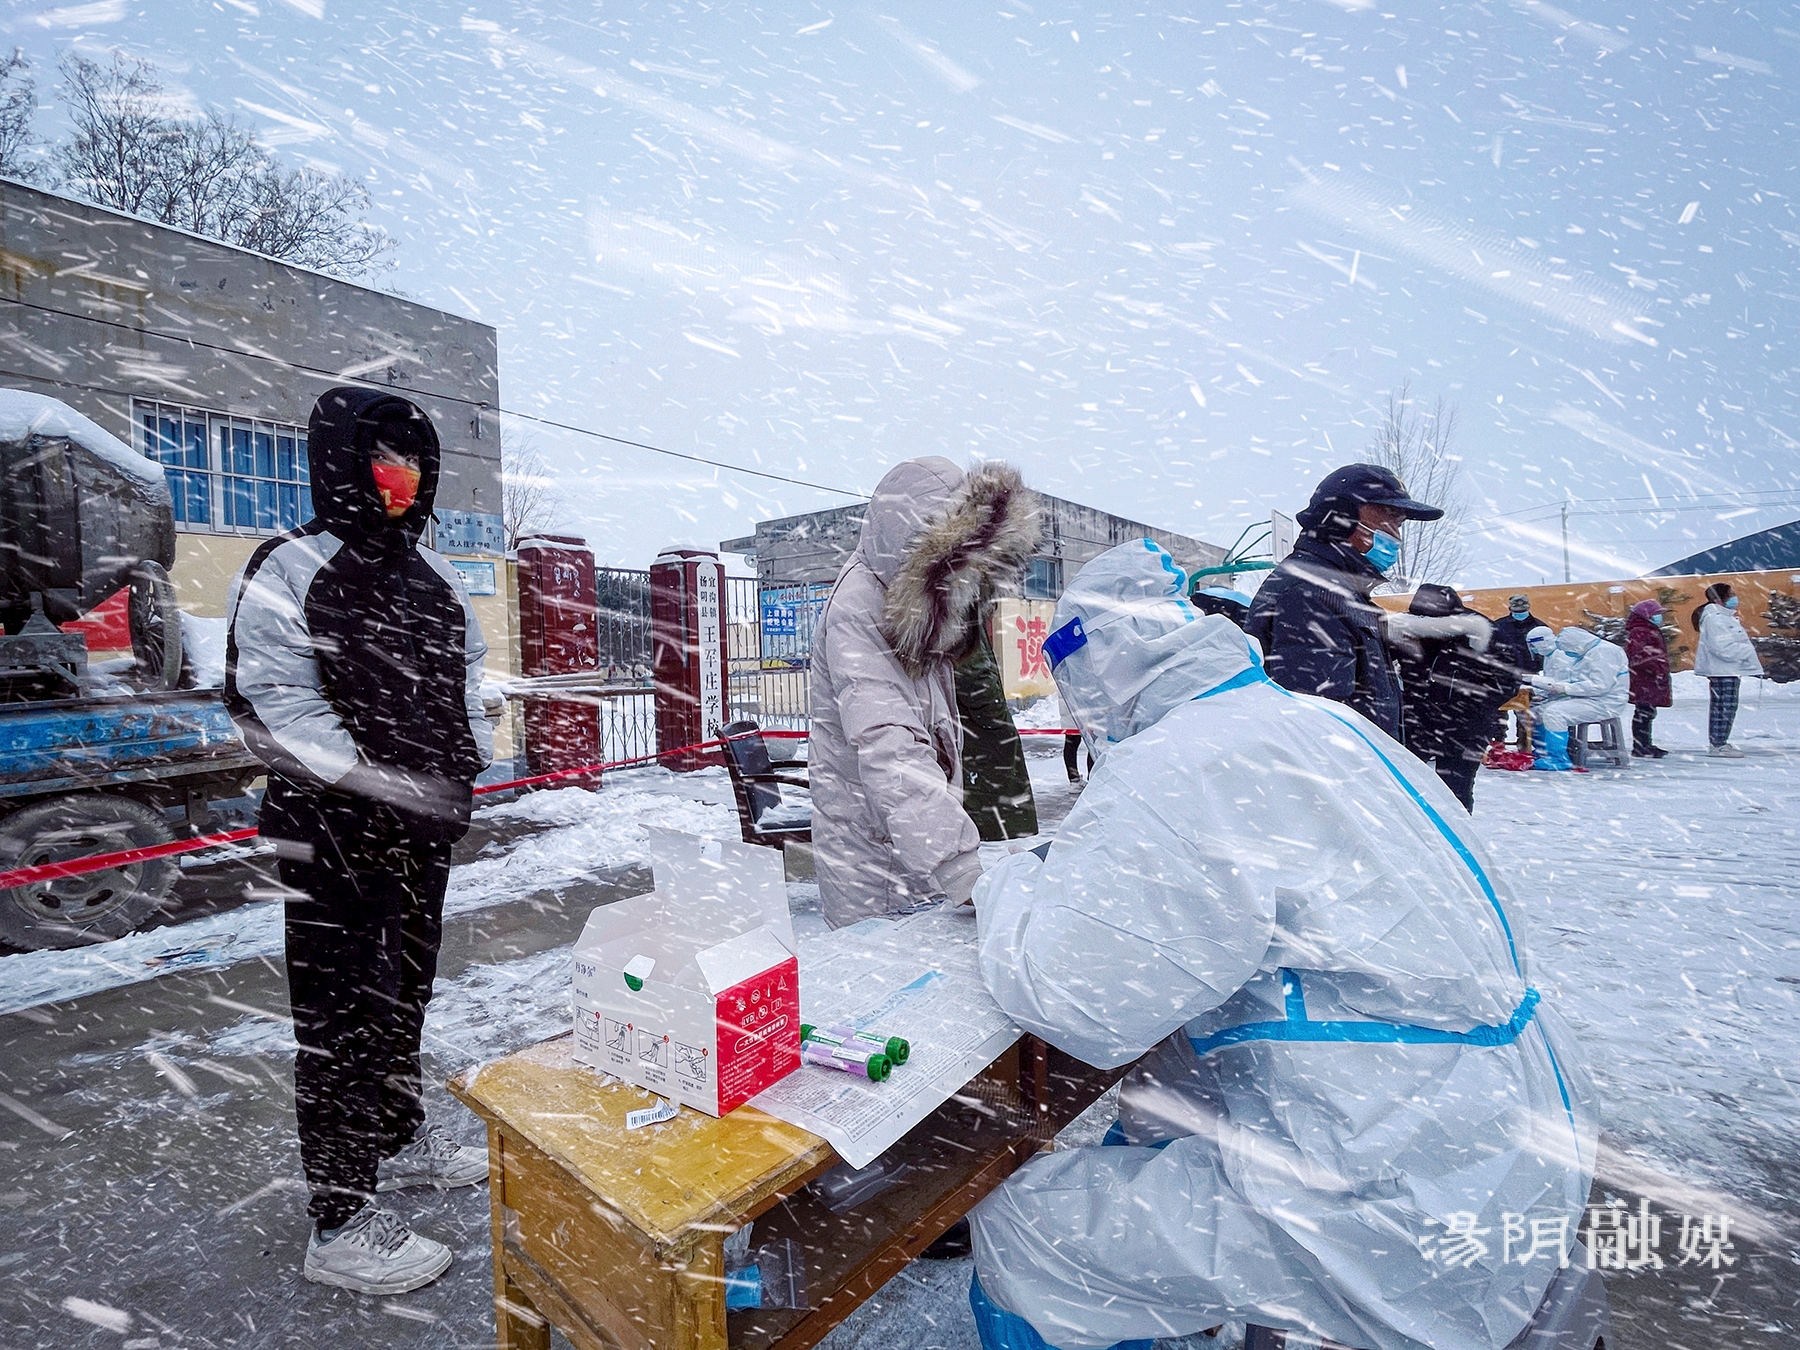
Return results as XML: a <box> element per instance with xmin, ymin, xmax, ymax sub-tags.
<box><xmin>967</xmin><ymin>539</ymin><xmax>1596</xmax><ymax>1350</ymax></box>
<box><xmin>1525</xmin><ymin>626</ymin><xmax>1629</xmax><ymax>773</ymax></box>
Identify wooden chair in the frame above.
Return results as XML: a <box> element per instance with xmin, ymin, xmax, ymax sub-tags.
<box><xmin>720</xmin><ymin>720</ymin><xmax>812</xmax><ymax>850</ymax></box>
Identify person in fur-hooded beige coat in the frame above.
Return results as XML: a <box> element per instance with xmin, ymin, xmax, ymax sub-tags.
<box><xmin>810</xmin><ymin>457</ymin><xmax>1039</xmax><ymax>928</ymax></box>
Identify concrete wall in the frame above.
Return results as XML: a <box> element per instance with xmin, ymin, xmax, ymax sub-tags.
<box><xmin>1388</xmin><ymin>570</ymin><xmax>1800</xmax><ymax>676</ymax></box>
<box><xmin>0</xmin><ymin>178</ymin><xmax>502</xmax><ymax>541</ymax></box>
<box><xmin>1038</xmin><ymin>495</ymin><xmax>1223</xmax><ymax>579</ymax></box>
<box><xmin>723</xmin><ymin>489</ymin><xmax>1225</xmax><ymax>589</ymax></box>
<box><xmin>0</xmin><ymin>180</ymin><xmax>519</xmax><ymax>718</ymax></box>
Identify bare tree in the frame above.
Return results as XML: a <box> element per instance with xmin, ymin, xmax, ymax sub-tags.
<box><xmin>53</xmin><ymin>52</ymin><xmax>169</xmax><ymax>215</ymax></box>
<box><xmin>502</xmin><ymin>433</ymin><xmax>566</xmax><ymax>551</ymax></box>
<box><xmin>53</xmin><ymin>52</ymin><xmax>393</xmax><ymax>278</ymax></box>
<box><xmin>1364</xmin><ymin>382</ymin><xmax>1468</xmax><ymax>590</ymax></box>
<box><xmin>0</xmin><ymin>50</ymin><xmax>39</xmax><ymax>182</ymax></box>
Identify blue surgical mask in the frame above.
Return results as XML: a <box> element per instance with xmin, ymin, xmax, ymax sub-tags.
<box><xmin>1725</xmin><ymin>596</ymin><xmax>1740</xmax><ymax>610</ymax></box>
<box><xmin>1650</xmin><ymin>614</ymin><xmax>1663</xmax><ymax>625</ymax></box>
<box><xmin>1363</xmin><ymin>528</ymin><xmax>1402</xmax><ymax>574</ymax></box>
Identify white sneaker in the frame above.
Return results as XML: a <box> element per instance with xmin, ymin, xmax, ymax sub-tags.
<box><xmin>303</xmin><ymin>1204</ymin><xmax>452</xmax><ymax>1294</ymax></box>
<box><xmin>377</xmin><ymin>1124</ymin><xmax>489</xmax><ymax>1192</ymax></box>
<box><xmin>1709</xmin><ymin>743</ymin><xmax>1746</xmax><ymax>758</ymax></box>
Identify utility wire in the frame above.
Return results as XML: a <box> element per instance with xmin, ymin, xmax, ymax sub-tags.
<box><xmin>0</xmin><ymin>294</ymin><xmax>868</xmax><ymax>500</ymax></box>
<box><xmin>12</xmin><ymin>294</ymin><xmax>1790</xmax><ymax>528</ymax></box>
<box><xmin>1475</xmin><ymin>500</ymin><xmax>1800</xmax><ymax>530</ymax></box>
<box><xmin>1480</xmin><ymin>486</ymin><xmax>1800</xmax><ymax>522</ymax></box>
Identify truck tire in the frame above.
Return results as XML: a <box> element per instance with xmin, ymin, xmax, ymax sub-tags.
<box><xmin>129</xmin><ymin>560</ymin><xmax>183</xmax><ymax>691</ymax></box>
<box><xmin>0</xmin><ymin>795</ymin><xmax>178</xmax><ymax>951</ymax></box>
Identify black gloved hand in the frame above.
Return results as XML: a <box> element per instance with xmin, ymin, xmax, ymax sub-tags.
<box><xmin>336</xmin><ymin>763</ymin><xmax>475</xmax><ymax>845</ymax></box>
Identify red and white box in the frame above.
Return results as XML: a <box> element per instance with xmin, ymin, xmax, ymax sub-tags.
<box><xmin>572</xmin><ymin>831</ymin><xmax>800</xmax><ymax>1116</ymax></box>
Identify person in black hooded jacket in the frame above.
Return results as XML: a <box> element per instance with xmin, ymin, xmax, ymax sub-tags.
<box><xmin>226</xmin><ymin>387</ymin><xmax>491</xmax><ymax>1295</ymax></box>
<box><xmin>1246</xmin><ymin>464</ymin><xmax>1443</xmax><ymax>739</ymax></box>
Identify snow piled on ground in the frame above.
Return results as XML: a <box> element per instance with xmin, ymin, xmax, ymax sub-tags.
<box><xmin>453</xmin><ymin>771</ymin><xmax>739</xmax><ymax>901</ymax></box>
<box><xmin>1012</xmin><ymin>694</ymin><xmax>1070</xmax><ymax>739</ymax></box>
<box><xmin>0</xmin><ymin>775</ymin><xmax>741</xmax><ymax>1017</ymax></box>
<box><xmin>1477</xmin><ymin>672</ymin><xmax>1800</xmax><ymax>1210</ymax></box>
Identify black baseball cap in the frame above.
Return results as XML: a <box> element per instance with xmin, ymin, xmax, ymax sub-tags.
<box><xmin>1306</xmin><ymin>464</ymin><xmax>1444</xmax><ymax>520</ymax></box>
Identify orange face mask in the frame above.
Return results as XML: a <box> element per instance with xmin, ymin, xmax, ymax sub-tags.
<box><xmin>371</xmin><ymin>462</ymin><xmax>421</xmax><ymax>517</ymax></box>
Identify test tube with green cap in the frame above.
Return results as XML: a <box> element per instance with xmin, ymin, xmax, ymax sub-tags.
<box><xmin>800</xmin><ymin>1042</ymin><xmax>891</xmax><ymax>1080</ymax></box>
<box><xmin>801</xmin><ymin>1022</ymin><xmax>910</xmax><ymax>1066</ymax></box>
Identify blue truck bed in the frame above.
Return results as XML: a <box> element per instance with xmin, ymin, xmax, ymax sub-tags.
<box><xmin>0</xmin><ymin>687</ymin><xmax>260</xmax><ymax>801</ymax></box>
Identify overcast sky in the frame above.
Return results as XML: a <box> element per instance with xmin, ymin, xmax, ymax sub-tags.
<box><xmin>7</xmin><ymin>0</ymin><xmax>1798</xmax><ymax>584</ymax></box>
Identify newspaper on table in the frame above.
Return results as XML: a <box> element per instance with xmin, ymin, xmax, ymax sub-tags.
<box><xmin>748</xmin><ymin>904</ymin><xmax>1021</xmax><ymax>1168</ymax></box>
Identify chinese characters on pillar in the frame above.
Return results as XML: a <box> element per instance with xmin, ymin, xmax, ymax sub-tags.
<box><xmin>696</xmin><ymin>565</ymin><xmax>724</xmax><ymax>736</ymax></box>
<box><xmin>1015</xmin><ymin>614</ymin><xmax>1049</xmax><ymax>680</ymax></box>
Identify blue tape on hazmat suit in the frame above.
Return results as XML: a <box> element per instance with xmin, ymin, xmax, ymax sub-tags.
<box><xmin>969</xmin><ymin>540</ymin><xmax>1597</xmax><ymax>1350</ymax></box>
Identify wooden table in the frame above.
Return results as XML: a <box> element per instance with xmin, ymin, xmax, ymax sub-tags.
<box><xmin>449</xmin><ymin>1033</ymin><xmax>1122</xmax><ymax>1350</ymax></box>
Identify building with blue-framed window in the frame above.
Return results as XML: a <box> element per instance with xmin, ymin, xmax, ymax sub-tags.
<box><xmin>136</xmin><ymin>401</ymin><xmax>315</xmax><ymax>533</ymax></box>
<box><xmin>0</xmin><ymin>177</ymin><xmax>505</xmax><ymax>604</ymax></box>
<box><xmin>0</xmin><ymin>177</ymin><xmax>520</xmax><ymax>756</ymax></box>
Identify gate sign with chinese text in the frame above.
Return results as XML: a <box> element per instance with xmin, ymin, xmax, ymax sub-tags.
<box><xmin>432</xmin><ymin>509</ymin><xmax>504</xmax><ymax>555</ymax></box>
<box><xmin>995</xmin><ymin>598</ymin><xmax>1058</xmax><ymax>700</ymax></box>
<box><xmin>696</xmin><ymin>564</ymin><xmax>725</xmax><ymax>739</ymax></box>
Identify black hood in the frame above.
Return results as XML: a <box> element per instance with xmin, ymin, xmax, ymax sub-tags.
<box><xmin>307</xmin><ymin>386</ymin><xmax>440</xmax><ymax>541</ymax></box>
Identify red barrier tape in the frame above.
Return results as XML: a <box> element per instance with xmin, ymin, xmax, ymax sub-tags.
<box><xmin>0</xmin><ymin>827</ymin><xmax>265</xmax><ymax>892</ymax></box>
<box><xmin>0</xmin><ymin>725</ymin><xmax>1076</xmax><ymax>892</ymax></box>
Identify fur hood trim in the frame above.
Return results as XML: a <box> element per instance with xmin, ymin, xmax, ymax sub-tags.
<box><xmin>878</xmin><ymin>462</ymin><xmax>1039</xmax><ymax>676</ymax></box>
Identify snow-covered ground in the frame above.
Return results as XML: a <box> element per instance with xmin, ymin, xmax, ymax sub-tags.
<box><xmin>1474</xmin><ymin>672</ymin><xmax>1800</xmax><ymax>1229</ymax></box>
<box><xmin>6</xmin><ymin>682</ymin><xmax>1796</xmax><ymax>1345</ymax></box>
<box><xmin>0</xmin><ymin>766</ymin><xmax>742</xmax><ymax>1017</ymax></box>
<box><xmin>1013</xmin><ymin>694</ymin><xmax>1073</xmax><ymax>736</ymax></box>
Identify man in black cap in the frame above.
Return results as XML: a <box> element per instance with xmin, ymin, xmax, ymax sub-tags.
<box><xmin>1246</xmin><ymin>463</ymin><xmax>1443</xmax><ymax>739</ymax></box>
<box><xmin>1488</xmin><ymin>593</ymin><xmax>1546</xmax><ymax>755</ymax></box>
<box><xmin>1490</xmin><ymin>594</ymin><xmax>1547</xmax><ymax>681</ymax></box>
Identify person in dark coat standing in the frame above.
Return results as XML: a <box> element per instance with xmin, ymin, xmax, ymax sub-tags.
<box><xmin>226</xmin><ymin>388</ymin><xmax>491</xmax><ymax>1295</ymax></box>
<box><xmin>1246</xmin><ymin>464</ymin><xmax>1443</xmax><ymax>740</ymax></box>
<box><xmin>1391</xmin><ymin>585</ymin><xmax>1517</xmax><ymax>810</ymax></box>
<box><xmin>1625</xmin><ymin>600</ymin><xmax>1672</xmax><ymax>758</ymax></box>
<box><xmin>955</xmin><ymin>594</ymin><xmax>1038</xmax><ymax>840</ymax></box>
<box><xmin>1488</xmin><ymin>594</ymin><xmax>1545</xmax><ymax>754</ymax></box>
<box><xmin>1489</xmin><ymin>594</ymin><xmax>1545</xmax><ymax>678</ymax></box>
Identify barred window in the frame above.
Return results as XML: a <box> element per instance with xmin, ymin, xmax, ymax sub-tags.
<box><xmin>134</xmin><ymin>400</ymin><xmax>313</xmax><ymax>534</ymax></box>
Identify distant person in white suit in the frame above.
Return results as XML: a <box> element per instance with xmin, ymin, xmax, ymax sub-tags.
<box><xmin>1525</xmin><ymin>626</ymin><xmax>1629</xmax><ymax>772</ymax></box>
<box><xmin>1691</xmin><ymin>582</ymin><xmax>1766</xmax><ymax>758</ymax></box>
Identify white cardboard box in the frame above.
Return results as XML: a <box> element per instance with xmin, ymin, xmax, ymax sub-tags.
<box><xmin>571</xmin><ymin>831</ymin><xmax>801</xmax><ymax>1116</ymax></box>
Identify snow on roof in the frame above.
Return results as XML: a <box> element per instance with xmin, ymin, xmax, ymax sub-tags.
<box><xmin>0</xmin><ymin>388</ymin><xmax>164</xmax><ymax>490</ymax></box>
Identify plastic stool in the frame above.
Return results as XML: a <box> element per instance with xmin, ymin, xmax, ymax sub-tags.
<box><xmin>1569</xmin><ymin>717</ymin><xmax>1629</xmax><ymax>770</ymax></box>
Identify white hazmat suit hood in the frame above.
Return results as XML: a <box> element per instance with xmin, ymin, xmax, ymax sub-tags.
<box><xmin>1044</xmin><ymin>539</ymin><xmax>1252</xmax><ymax>760</ymax></box>
<box><xmin>970</xmin><ymin>540</ymin><xmax>1597</xmax><ymax>1350</ymax></box>
<box><xmin>1531</xmin><ymin>627</ymin><xmax>1630</xmax><ymax>733</ymax></box>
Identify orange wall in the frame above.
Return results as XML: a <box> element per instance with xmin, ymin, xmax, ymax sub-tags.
<box><xmin>1377</xmin><ymin>569</ymin><xmax>1800</xmax><ymax>673</ymax></box>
